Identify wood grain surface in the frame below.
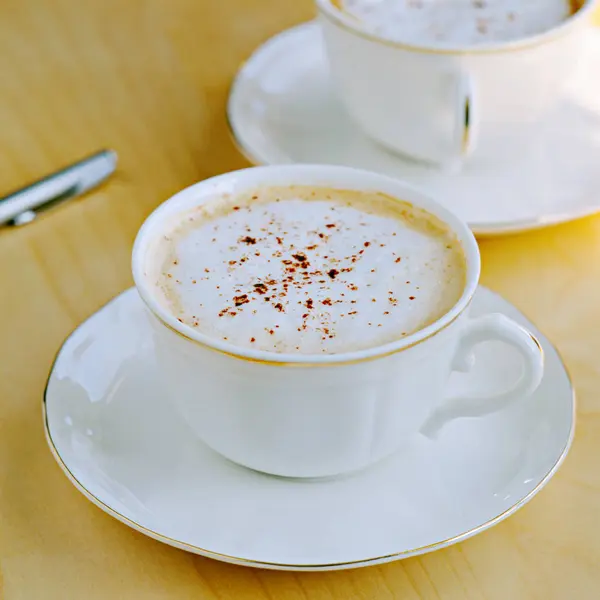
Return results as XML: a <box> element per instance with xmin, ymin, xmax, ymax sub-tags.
<box><xmin>0</xmin><ymin>1</ymin><xmax>599</xmax><ymax>598</ymax></box>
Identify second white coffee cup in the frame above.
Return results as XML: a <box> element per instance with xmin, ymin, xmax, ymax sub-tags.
<box><xmin>132</xmin><ymin>165</ymin><xmax>544</xmax><ymax>478</ymax></box>
<box><xmin>316</xmin><ymin>0</ymin><xmax>597</xmax><ymax>169</ymax></box>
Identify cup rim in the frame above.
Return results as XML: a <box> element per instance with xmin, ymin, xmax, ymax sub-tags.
<box><xmin>132</xmin><ymin>165</ymin><xmax>480</xmax><ymax>365</ymax></box>
<box><xmin>315</xmin><ymin>0</ymin><xmax>597</xmax><ymax>55</ymax></box>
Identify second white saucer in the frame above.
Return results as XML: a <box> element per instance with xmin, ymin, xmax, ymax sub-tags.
<box><xmin>44</xmin><ymin>287</ymin><xmax>574</xmax><ymax>570</ymax></box>
<box><xmin>228</xmin><ymin>21</ymin><xmax>600</xmax><ymax>235</ymax></box>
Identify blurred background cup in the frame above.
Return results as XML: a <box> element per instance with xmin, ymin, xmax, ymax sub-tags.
<box><xmin>316</xmin><ymin>0</ymin><xmax>598</xmax><ymax>170</ymax></box>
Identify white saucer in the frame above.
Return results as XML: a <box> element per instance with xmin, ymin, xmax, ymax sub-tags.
<box><xmin>44</xmin><ymin>287</ymin><xmax>574</xmax><ymax>571</ymax></box>
<box><xmin>228</xmin><ymin>21</ymin><xmax>600</xmax><ymax>236</ymax></box>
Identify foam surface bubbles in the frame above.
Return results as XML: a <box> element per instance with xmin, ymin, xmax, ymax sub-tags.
<box><xmin>336</xmin><ymin>0</ymin><xmax>574</xmax><ymax>46</ymax></box>
<box><xmin>153</xmin><ymin>186</ymin><xmax>466</xmax><ymax>354</ymax></box>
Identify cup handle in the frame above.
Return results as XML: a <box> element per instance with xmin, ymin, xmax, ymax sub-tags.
<box><xmin>420</xmin><ymin>314</ymin><xmax>544</xmax><ymax>438</ymax></box>
<box><xmin>447</xmin><ymin>70</ymin><xmax>478</xmax><ymax>169</ymax></box>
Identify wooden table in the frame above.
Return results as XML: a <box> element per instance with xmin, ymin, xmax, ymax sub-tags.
<box><xmin>1</xmin><ymin>1</ymin><xmax>599</xmax><ymax>598</ymax></box>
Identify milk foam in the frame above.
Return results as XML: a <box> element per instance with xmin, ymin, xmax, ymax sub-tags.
<box><xmin>336</xmin><ymin>0</ymin><xmax>575</xmax><ymax>45</ymax></box>
<box><xmin>152</xmin><ymin>186</ymin><xmax>465</xmax><ymax>355</ymax></box>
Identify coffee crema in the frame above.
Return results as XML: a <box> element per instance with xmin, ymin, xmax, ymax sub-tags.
<box><xmin>333</xmin><ymin>0</ymin><xmax>579</xmax><ymax>46</ymax></box>
<box><xmin>151</xmin><ymin>186</ymin><xmax>466</xmax><ymax>354</ymax></box>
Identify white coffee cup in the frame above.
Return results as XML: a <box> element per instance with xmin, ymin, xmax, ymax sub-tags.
<box><xmin>132</xmin><ymin>165</ymin><xmax>544</xmax><ymax>478</ymax></box>
<box><xmin>315</xmin><ymin>0</ymin><xmax>597</xmax><ymax>169</ymax></box>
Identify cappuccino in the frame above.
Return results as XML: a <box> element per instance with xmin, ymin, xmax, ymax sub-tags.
<box><xmin>151</xmin><ymin>186</ymin><xmax>466</xmax><ymax>354</ymax></box>
<box><xmin>334</xmin><ymin>0</ymin><xmax>578</xmax><ymax>46</ymax></box>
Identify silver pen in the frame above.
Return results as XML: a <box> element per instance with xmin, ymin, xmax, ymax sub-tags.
<box><xmin>0</xmin><ymin>149</ymin><xmax>117</xmax><ymax>226</ymax></box>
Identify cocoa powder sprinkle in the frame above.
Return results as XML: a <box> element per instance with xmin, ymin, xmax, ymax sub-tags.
<box><xmin>162</xmin><ymin>190</ymin><xmax>458</xmax><ymax>354</ymax></box>
<box><xmin>233</xmin><ymin>294</ymin><xmax>249</xmax><ymax>307</ymax></box>
<box><xmin>254</xmin><ymin>283</ymin><xmax>268</xmax><ymax>294</ymax></box>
